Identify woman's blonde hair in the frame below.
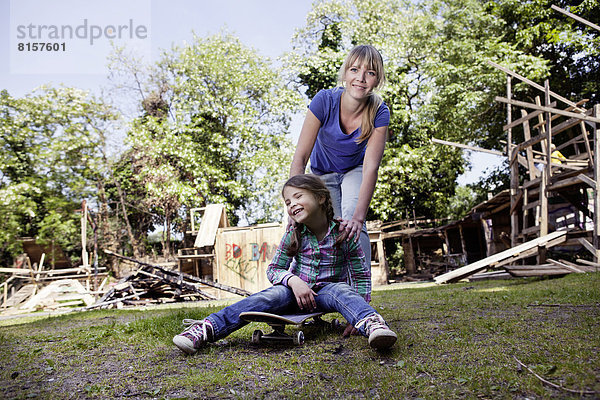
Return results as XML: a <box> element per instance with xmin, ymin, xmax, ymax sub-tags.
<box><xmin>283</xmin><ymin>174</ymin><xmax>343</xmax><ymax>256</ymax></box>
<box><xmin>338</xmin><ymin>45</ymin><xmax>386</xmax><ymax>143</ymax></box>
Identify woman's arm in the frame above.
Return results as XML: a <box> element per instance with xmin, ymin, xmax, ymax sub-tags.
<box><xmin>289</xmin><ymin>109</ymin><xmax>321</xmax><ymax>177</ymax></box>
<box><xmin>344</xmin><ymin>125</ymin><xmax>389</xmax><ymax>240</ymax></box>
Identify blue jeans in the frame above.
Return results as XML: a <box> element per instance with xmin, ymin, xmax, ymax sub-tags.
<box><xmin>316</xmin><ymin>165</ymin><xmax>371</xmax><ymax>267</ymax></box>
<box><xmin>206</xmin><ymin>283</ymin><xmax>377</xmax><ymax>340</ymax></box>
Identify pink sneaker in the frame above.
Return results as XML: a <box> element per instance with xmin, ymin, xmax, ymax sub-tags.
<box><xmin>356</xmin><ymin>313</ymin><xmax>397</xmax><ymax>349</ymax></box>
<box><xmin>173</xmin><ymin>319</ymin><xmax>214</xmax><ymax>354</ymax></box>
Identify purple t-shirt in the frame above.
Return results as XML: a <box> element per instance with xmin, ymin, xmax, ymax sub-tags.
<box><xmin>309</xmin><ymin>87</ymin><xmax>390</xmax><ymax>175</ymax></box>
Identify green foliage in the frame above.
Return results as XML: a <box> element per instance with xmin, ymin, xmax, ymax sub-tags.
<box><xmin>485</xmin><ymin>0</ymin><xmax>600</xmax><ymax>105</ymax></box>
<box><xmin>444</xmin><ymin>185</ymin><xmax>479</xmax><ymax>220</ymax></box>
<box><xmin>0</xmin><ymin>87</ymin><xmax>117</xmax><ymax>264</ymax></box>
<box><xmin>118</xmin><ymin>33</ymin><xmax>302</xmax><ymax>232</ymax></box>
<box><xmin>285</xmin><ymin>0</ymin><xmax>587</xmax><ymax>220</ymax></box>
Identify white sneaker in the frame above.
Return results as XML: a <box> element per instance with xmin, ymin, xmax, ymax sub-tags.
<box><xmin>356</xmin><ymin>313</ymin><xmax>397</xmax><ymax>349</ymax></box>
<box><xmin>173</xmin><ymin>319</ymin><xmax>214</xmax><ymax>354</ymax></box>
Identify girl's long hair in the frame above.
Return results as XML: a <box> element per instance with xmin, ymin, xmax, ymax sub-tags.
<box><xmin>283</xmin><ymin>174</ymin><xmax>343</xmax><ymax>256</ymax></box>
<box><xmin>338</xmin><ymin>45</ymin><xmax>386</xmax><ymax>144</ymax></box>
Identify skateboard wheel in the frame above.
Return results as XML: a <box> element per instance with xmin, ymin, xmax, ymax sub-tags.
<box><xmin>294</xmin><ymin>331</ymin><xmax>305</xmax><ymax>345</ymax></box>
<box><xmin>252</xmin><ymin>330</ymin><xmax>263</xmax><ymax>344</ymax></box>
<box><xmin>331</xmin><ymin>319</ymin><xmax>340</xmax><ymax>329</ymax></box>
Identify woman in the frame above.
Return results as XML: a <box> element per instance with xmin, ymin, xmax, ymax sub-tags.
<box><xmin>290</xmin><ymin>44</ymin><xmax>389</xmax><ymax>271</ymax></box>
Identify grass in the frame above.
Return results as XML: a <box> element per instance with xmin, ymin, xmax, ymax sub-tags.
<box><xmin>1</xmin><ymin>273</ymin><xmax>599</xmax><ymax>399</ymax></box>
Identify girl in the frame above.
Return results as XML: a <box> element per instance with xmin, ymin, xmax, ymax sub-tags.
<box><xmin>173</xmin><ymin>175</ymin><xmax>397</xmax><ymax>354</ymax></box>
<box><xmin>290</xmin><ymin>45</ymin><xmax>390</xmax><ymax>272</ymax></box>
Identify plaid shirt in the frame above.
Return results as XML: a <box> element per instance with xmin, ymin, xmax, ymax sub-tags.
<box><xmin>267</xmin><ymin>222</ymin><xmax>371</xmax><ymax>302</ymax></box>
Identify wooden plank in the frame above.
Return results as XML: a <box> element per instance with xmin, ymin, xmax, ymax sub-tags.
<box><xmin>594</xmin><ymin>104</ymin><xmax>600</xmax><ymax>262</ymax></box>
<box><xmin>522</xmin><ymin>225</ymin><xmax>541</xmax><ymax>235</ymax></box>
<box><xmin>488</xmin><ymin>61</ymin><xmax>585</xmax><ymax>112</ymax></box>
<box><xmin>578</xmin><ymin>238</ymin><xmax>597</xmax><ymax>257</ymax></box>
<box><xmin>576</xmin><ymin>258</ymin><xmax>600</xmax><ymax>268</ymax></box>
<box><xmin>495</xmin><ymin>97</ymin><xmax>600</xmax><ymax>124</ymax></box>
<box><xmin>548</xmin><ymin>175</ymin><xmax>587</xmax><ymax>191</ymax></box>
<box><xmin>547</xmin><ymin>259</ymin><xmax>585</xmax><ymax>273</ymax></box>
<box><xmin>504</xmin><ymin>109</ymin><xmax>545</xmax><ymax>131</ymax></box>
<box><xmin>434</xmin><ymin>230</ymin><xmax>567</xmax><ymax>284</ymax></box>
<box><xmin>524</xmin><ymin>200</ymin><xmax>540</xmax><ymax>211</ymax></box>
<box><xmin>577</xmin><ymin>174</ymin><xmax>597</xmax><ymax>188</ymax></box>
<box><xmin>504</xmin><ymin>264</ymin><xmax>572</xmax><ymax>277</ymax></box>
<box><xmin>551</xmin><ymin>5</ymin><xmax>600</xmax><ymax>32</ymax></box>
<box><xmin>430</xmin><ymin>138</ymin><xmax>504</xmax><ymax>156</ymax></box>
<box><xmin>531</xmin><ymin>99</ymin><xmax>589</xmax><ymax>129</ymax></box>
<box><xmin>521</xmin><ymin>110</ymin><xmax>537</xmax><ymax>181</ymax></box>
<box><xmin>195</xmin><ymin>204</ymin><xmax>228</xmax><ymax>247</ymax></box>
<box><xmin>558</xmin><ymin>258</ymin><xmax>597</xmax><ymax>273</ymax></box>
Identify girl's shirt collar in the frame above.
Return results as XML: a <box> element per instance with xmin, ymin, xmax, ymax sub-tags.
<box><xmin>299</xmin><ymin>220</ymin><xmax>337</xmax><ymax>239</ymax></box>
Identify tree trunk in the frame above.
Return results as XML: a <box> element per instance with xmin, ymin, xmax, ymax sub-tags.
<box><xmin>113</xmin><ymin>174</ymin><xmax>141</xmax><ymax>258</ymax></box>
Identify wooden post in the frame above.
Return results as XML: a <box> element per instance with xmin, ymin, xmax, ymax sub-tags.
<box><xmin>539</xmin><ymin>168</ymin><xmax>548</xmax><ymax>263</ymax></box>
<box><xmin>2</xmin><ymin>281</ymin><xmax>6</xmax><ymax>309</ymax></box>
<box><xmin>594</xmin><ymin>104</ymin><xmax>600</xmax><ymax>262</ymax></box>
<box><xmin>523</xmin><ymin>188</ymin><xmax>529</xmax><ymax>234</ymax></box>
<box><xmin>459</xmin><ymin>225</ymin><xmax>468</xmax><ymax>262</ymax></box>
<box><xmin>521</xmin><ymin>110</ymin><xmax>537</xmax><ymax>180</ymax></box>
<box><xmin>507</xmin><ymin>76</ymin><xmax>519</xmax><ymax>247</ymax></box>
<box><xmin>544</xmin><ymin>80</ymin><xmax>552</xmax><ymax>181</ymax></box>
<box><xmin>38</xmin><ymin>253</ymin><xmax>45</xmax><ymax>272</ymax></box>
<box><xmin>403</xmin><ymin>236</ymin><xmax>416</xmax><ymax>275</ymax></box>
<box><xmin>81</xmin><ymin>200</ymin><xmax>89</xmax><ymax>268</ymax></box>
<box><xmin>536</xmin><ymin>97</ymin><xmax>547</xmax><ymax>154</ymax></box>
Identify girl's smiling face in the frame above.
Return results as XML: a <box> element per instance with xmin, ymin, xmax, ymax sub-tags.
<box><xmin>283</xmin><ymin>185</ymin><xmax>325</xmax><ymax>226</ymax></box>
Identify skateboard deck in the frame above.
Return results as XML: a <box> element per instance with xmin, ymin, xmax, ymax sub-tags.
<box><xmin>239</xmin><ymin>311</ymin><xmax>342</xmax><ymax>345</ymax></box>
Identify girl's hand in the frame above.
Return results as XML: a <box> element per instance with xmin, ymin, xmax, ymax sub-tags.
<box><xmin>287</xmin><ymin>276</ymin><xmax>317</xmax><ymax>311</ymax></box>
<box><xmin>342</xmin><ymin>324</ymin><xmax>359</xmax><ymax>337</ymax></box>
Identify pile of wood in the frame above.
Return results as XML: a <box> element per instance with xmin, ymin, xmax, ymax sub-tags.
<box><xmin>1</xmin><ymin>256</ymin><xmax>108</xmax><ymax>314</ymax></box>
<box><xmin>91</xmin><ymin>251</ymin><xmax>251</xmax><ymax>309</ymax></box>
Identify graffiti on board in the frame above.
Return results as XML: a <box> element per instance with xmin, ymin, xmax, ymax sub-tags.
<box><xmin>224</xmin><ymin>242</ymin><xmax>277</xmax><ymax>282</ymax></box>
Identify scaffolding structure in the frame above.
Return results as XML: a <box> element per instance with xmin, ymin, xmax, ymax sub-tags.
<box><xmin>492</xmin><ymin>61</ymin><xmax>600</xmax><ymax>264</ymax></box>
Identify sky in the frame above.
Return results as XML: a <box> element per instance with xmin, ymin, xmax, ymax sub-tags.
<box><xmin>1</xmin><ymin>0</ymin><xmax>504</xmax><ymax>184</ymax></box>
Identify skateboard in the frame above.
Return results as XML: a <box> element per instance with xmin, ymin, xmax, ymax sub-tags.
<box><xmin>239</xmin><ymin>311</ymin><xmax>343</xmax><ymax>345</ymax></box>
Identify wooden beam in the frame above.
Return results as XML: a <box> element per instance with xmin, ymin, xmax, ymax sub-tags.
<box><xmin>521</xmin><ymin>110</ymin><xmax>537</xmax><ymax>181</ymax></box>
<box><xmin>430</xmin><ymin>138</ymin><xmax>504</xmax><ymax>156</ymax></box>
<box><xmin>547</xmin><ymin>258</ymin><xmax>585</xmax><ymax>273</ymax></box>
<box><xmin>594</xmin><ymin>104</ymin><xmax>600</xmax><ymax>262</ymax></box>
<box><xmin>551</xmin><ymin>5</ymin><xmax>600</xmax><ymax>32</ymax></box>
<box><xmin>488</xmin><ymin>61</ymin><xmax>585</xmax><ymax>112</ymax></box>
<box><xmin>495</xmin><ymin>97</ymin><xmax>600</xmax><ymax>124</ymax></box>
<box><xmin>578</xmin><ymin>238</ymin><xmax>597</xmax><ymax>257</ymax></box>
<box><xmin>503</xmin><ymin>108</ymin><xmax>545</xmax><ymax>131</ymax></box>
<box><xmin>576</xmin><ymin>174</ymin><xmax>597</xmax><ymax>188</ymax></box>
<box><xmin>434</xmin><ymin>230</ymin><xmax>567</xmax><ymax>284</ymax></box>
<box><xmin>576</xmin><ymin>258</ymin><xmax>600</xmax><ymax>268</ymax></box>
<box><xmin>548</xmin><ymin>175</ymin><xmax>588</xmax><ymax>191</ymax></box>
<box><xmin>532</xmin><ymin>99</ymin><xmax>589</xmax><ymax>129</ymax></box>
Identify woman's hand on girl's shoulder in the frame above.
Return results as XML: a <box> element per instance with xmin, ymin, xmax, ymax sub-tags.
<box><xmin>337</xmin><ymin>217</ymin><xmax>361</xmax><ymax>243</ymax></box>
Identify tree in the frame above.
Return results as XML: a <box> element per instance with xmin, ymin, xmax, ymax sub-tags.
<box><xmin>0</xmin><ymin>87</ymin><xmax>117</xmax><ymax>265</ymax></box>
<box><xmin>109</xmin><ymin>34</ymin><xmax>302</xmax><ymax>255</ymax></box>
<box><xmin>285</xmin><ymin>0</ymin><xmax>551</xmax><ymax>221</ymax></box>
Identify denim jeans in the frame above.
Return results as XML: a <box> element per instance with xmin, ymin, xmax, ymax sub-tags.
<box><xmin>205</xmin><ymin>283</ymin><xmax>377</xmax><ymax>340</ymax></box>
<box><xmin>316</xmin><ymin>165</ymin><xmax>371</xmax><ymax>268</ymax></box>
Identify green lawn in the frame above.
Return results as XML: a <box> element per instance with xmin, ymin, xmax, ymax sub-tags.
<box><xmin>1</xmin><ymin>273</ymin><xmax>599</xmax><ymax>399</ymax></box>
